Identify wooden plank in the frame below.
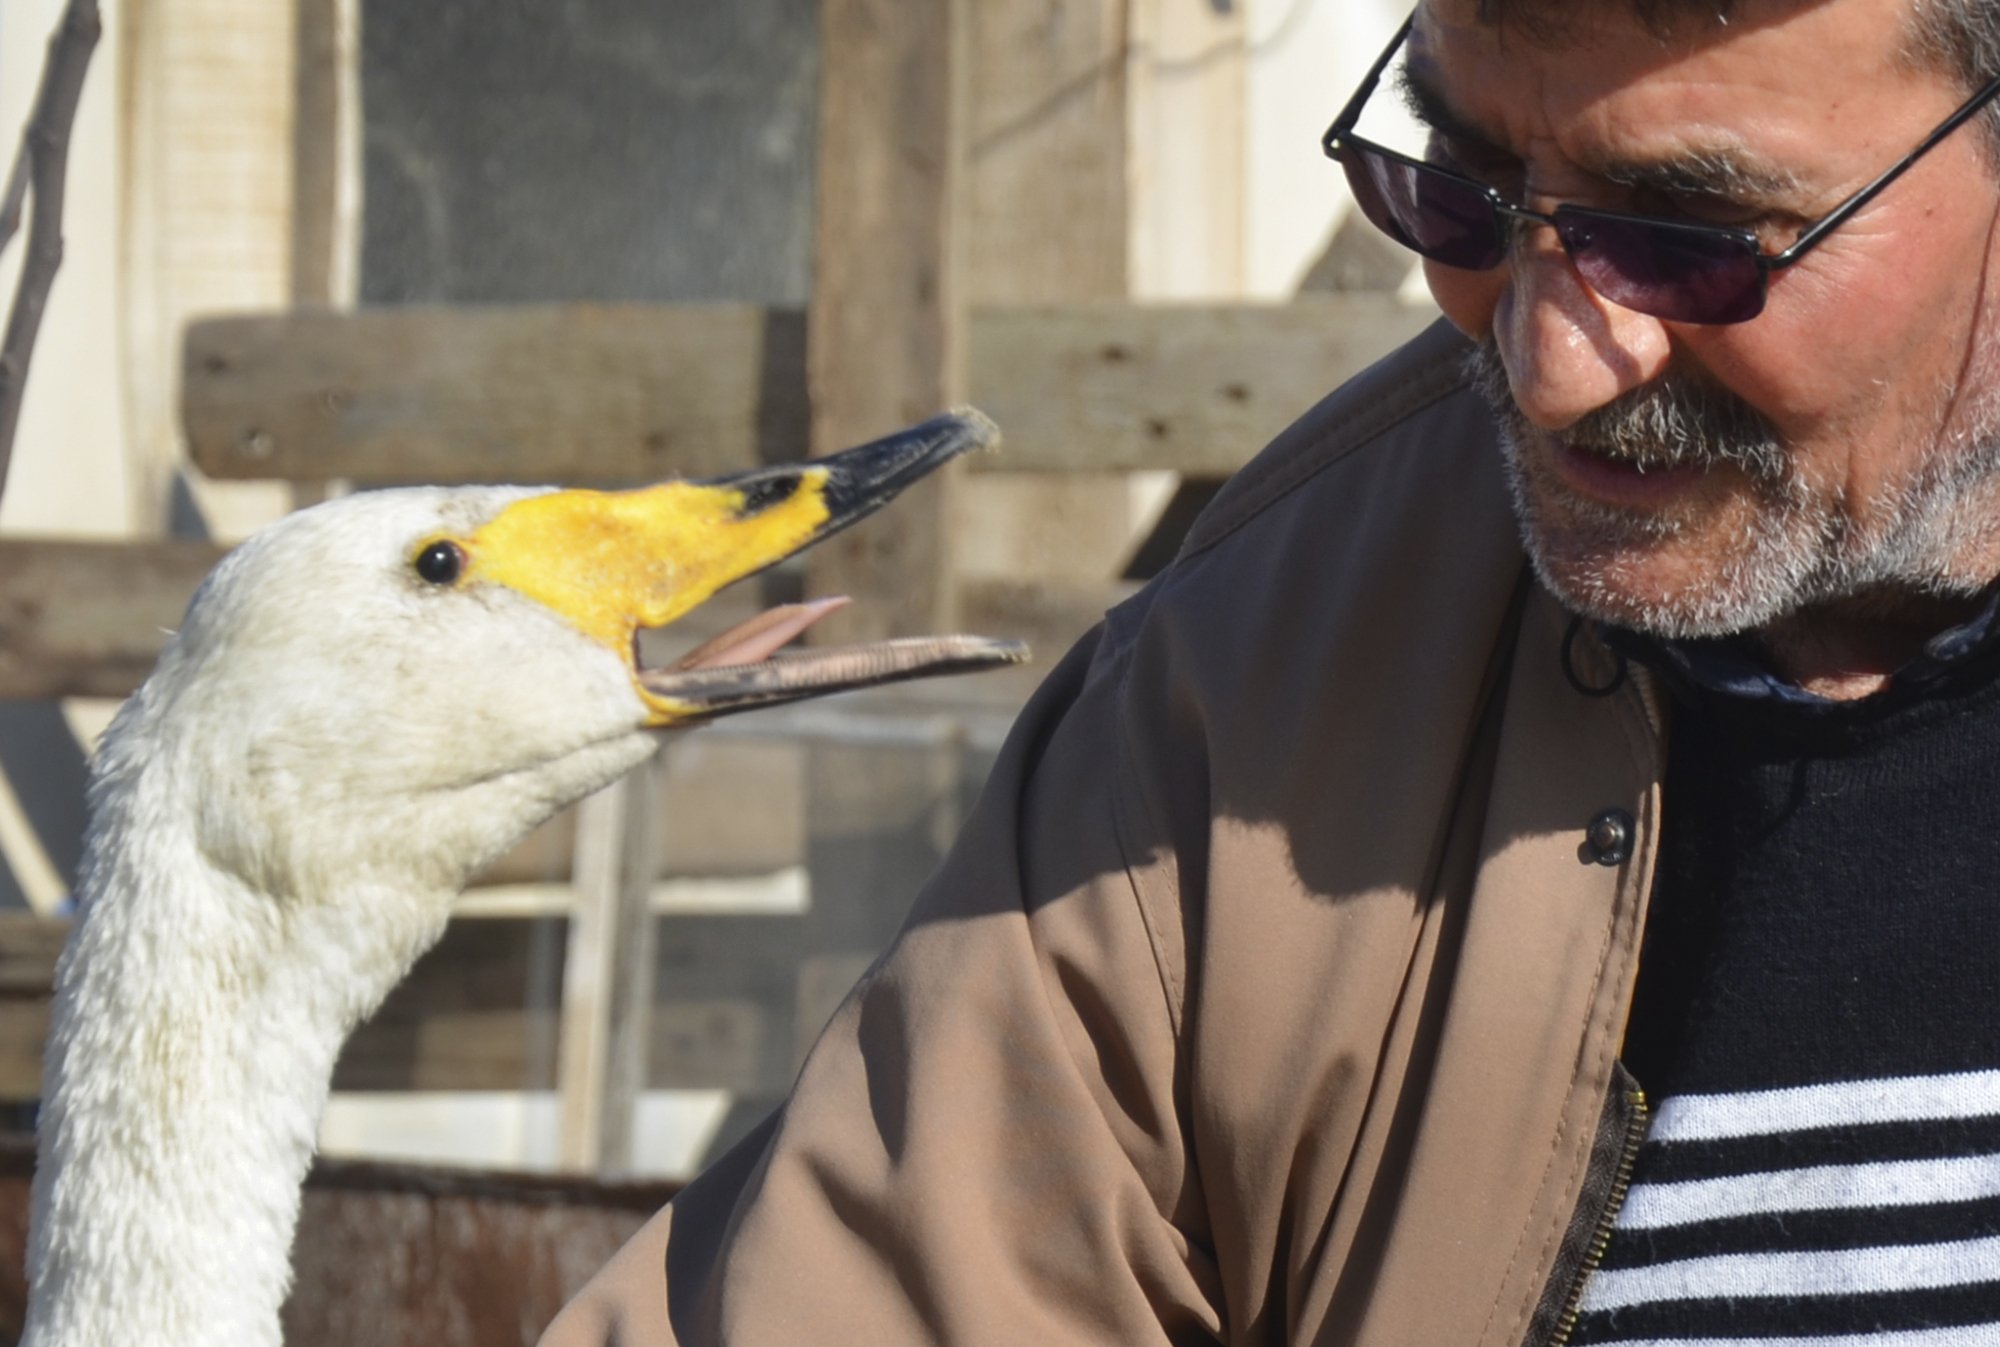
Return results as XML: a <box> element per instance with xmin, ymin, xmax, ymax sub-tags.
<box><xmin>557</xmin><ymin>755</ymin><xmax>665</xmax><ymax>1177</ymax></box>
<box><xmin>967</xmin><ymin>0</ymin><xmax>1127</xmax><ymax>303</ymax></box>
<box><xmin>1125</xmin><ymin>0</ymin><xmax>1246</xmax><ymax>296</ymax></box>
<box><xmin>0</xmin><ymin>537</ymin><xmax>226</xmax><ymax>699</ymax></box>
<box><xmin>0</xmin><ymin>536</ymin><xmax>801</xmax><ymax>703</ymax></box>
<box><xmin>804</xmin><ymin>0</ymin><xmax>967</xmax><ymax>643</ymax></box>
<box><xmin>974</xmin><ymin>296</ymin><xmax>1439</xmax><ymax>475</ymax></box>
<box><xmin>183</xmin><ymin>304</ymin><xmax>808</xmax><ymax>486</ymax></box>
<box><xmin>183</xmin><ymin>299</ymin><xmax>1435</xmax><ymax>485</ymax></box>
<box><xmin>120</xmin><ymin>0</ymin><xmax>299</xmax><ymax>537</ymax></box>
<box><xmin>289</xmin><ymin>0</ymin><xmax>358</xmax><ymax>309</ymax></box>
<box><xmin>0</xmin><ymin>910</ymin><xmax>800</xmax><ymax>1099</ymax></box>
<box><xmin>958</xmin><ymin>0</ymin><xmax>1142</xmax><ymax>585</ymax></box>
<box><xmin>0</xmin><ymin>1136</ymin><xmax>679</xmax><ymax>1347</ymax></box>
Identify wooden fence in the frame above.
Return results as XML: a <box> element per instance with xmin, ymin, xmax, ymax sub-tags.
<box><xmin>0</xmin><ymin>0</ymin><xmax>1434</xmax><ymax>1248</ymax></box>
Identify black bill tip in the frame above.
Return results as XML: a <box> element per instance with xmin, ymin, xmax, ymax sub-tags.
<box><xmin>703</xmin><ymin>409</ymin><xmax>999</xmax><ymax>534</ymax></box>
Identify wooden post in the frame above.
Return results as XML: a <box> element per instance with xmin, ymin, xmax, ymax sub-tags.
<box><xmin>119</xmin><ymin>0</ymin><xmax>299</xmax><ymax>538</ymax></box>
<box><xmin>805</xmin><ymin>0</ymin><xmax>969</xmax><ymax>640</ymax></box>
<box><xmin>722</xmin><ymin>0</ymin><xmax>975</xmax><ymax>1156</ymax></box>
<box><xmin>556</xmin><ymin>753</ymin><xmax>664</xmax><ymax>1176</ymax></box>
<box><xmin>291</xmin><ymin>0</ymin><xmax>359</xmax><ymax>312</ymax></box>
<box><xmin>288</xmin><ymin>0</ymin><xmax>359</xmax><ymax>514</ymax></box>
<box><xmin>956</xmin><ymin>0</ymin><xmax>1145</xmax><ymax>584</ymax></box>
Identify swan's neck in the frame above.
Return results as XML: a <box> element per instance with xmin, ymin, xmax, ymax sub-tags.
<box><xmin>22</xmin><ymin>787</ymin><xmax>451</xmax><ymax>1347</ymax></box>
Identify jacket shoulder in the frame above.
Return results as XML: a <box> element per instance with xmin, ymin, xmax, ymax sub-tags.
<box><xmin>1185</xmin><ymin>316</ymin><xmax>1485</xmax><ymax>560</ymax></box>
<box><xmin>1101</xmin><ymin>317</ymin><xmax>1513</xmax><ymax>655</ymax></box>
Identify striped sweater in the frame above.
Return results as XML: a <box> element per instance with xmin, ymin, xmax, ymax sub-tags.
<box><xmin>1581</xmin><ymin>629</ymin><xmax>2000</xmax><ymax>1344</ymax></box>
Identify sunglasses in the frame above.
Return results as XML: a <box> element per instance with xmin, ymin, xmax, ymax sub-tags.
<box><xmin>1322</xmin><ymin>16</ymin><xmax>2000</xmax><ymax>325</ymax></box>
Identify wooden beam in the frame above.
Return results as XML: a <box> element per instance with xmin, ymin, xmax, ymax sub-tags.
<box><xmin>290</xmin><ymin>0</ymin><xmax>359</xmax><ymax>310</ymax></box>
<box><xmin>183</xmin><ymin>304</ymin><xmax>809</xmax><ymax>486</ymax></box>
<box><xmin>957</xmin><ymin>0</ymin><xmax>1142</xmax><ymax>586</ymax></box>
<box><xmin>805</xmin><ymin>0</ymin><xmax>969</xmax><ymax>642</ymax></box>
<box><xmin>119</xmin><ymin>0</ymin><xmax>300</xmax><ymax>537</ymax></box>
<box><xmin>0</xmin><ymin>536</ymin><xmax>820</xmax><ymax>702</ymax></box>
<box><xmin>182</xmin><ymin>298</ymin><xmax>1437</xmax><ymax>485</ymax></box>
<box><xmin>0</xmin><ymin>537</ymin><xmax>225</xmax><ymax>699</ymax></box>
<box><xmin>556</xmin><ymin>755</ymin><xmax>665</xmax><ymax>1177</ymax></box>
<box><xmin>967</xmin><ymin>1</ymin><xmax>1127</xmax><ymax>304</ymax></box>
<box><xmin>968</xmin><ymin>296</ymin><xmax>1440</xmax><ymax>476</ymax></box>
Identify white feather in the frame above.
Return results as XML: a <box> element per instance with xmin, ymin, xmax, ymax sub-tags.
<box><xmin>23</xmin><ymin>488</ymin><xmax>667</xmax><ymax>1347</ymax></box>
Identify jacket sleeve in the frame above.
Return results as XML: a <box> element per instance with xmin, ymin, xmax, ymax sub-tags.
<box><xmin>537</xmin><ymin>614</ymin><xmax>1223</xmax><ymax>1347</ymax></box>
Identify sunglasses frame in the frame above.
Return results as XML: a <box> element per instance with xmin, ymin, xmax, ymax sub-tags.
<box><xmin>1322</xmin><ymin>14</ymin><xmax>2000</xmax><ymax>324</ymax></box>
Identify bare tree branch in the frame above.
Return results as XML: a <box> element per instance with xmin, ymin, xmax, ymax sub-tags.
<box><xmin>0</xmin><ymin>0</ymin><xmax>103</xmax><ymax>512</ymax></box>
<box><xmin>0</xmin><ymin>138</ymin><xmax>30</xmax><ymax>259</ymax></box>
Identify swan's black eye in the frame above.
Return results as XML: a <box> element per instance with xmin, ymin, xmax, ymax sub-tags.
<box><xmin>414</xmin><ymin>540</ymin><xmax>465</xmax><ymax>585</ymax></box>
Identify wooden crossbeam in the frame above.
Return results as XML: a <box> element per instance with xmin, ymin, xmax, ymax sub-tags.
<box><xmin>183</xmin><ymin>305</ymin><xmax>808</xmax><ymax>487</ymax></box>
<box><xmin>0</xmin><ymin>907</ymin><xmax>796</xmax><ymax>1095</ymax></box>
<box><xmin>0</xmin><ymin>538</ymin><xmax>228</xmax><ymax>699</ymax></box>
<box><xmin>5</xmin><ymin>539</ymin><xmax>1063</xmax><ymax>702</ymax></box>
<box><xmin>183</xmin><ymin>299</ymin><xmax>1438</xmax><ymax>485</ymax></box>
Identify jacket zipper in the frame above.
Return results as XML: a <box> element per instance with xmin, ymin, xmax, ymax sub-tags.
<box><xmin>1520</xmin><ymin>1062</ymin><xmax>1650</xmax><ymax>1347</ymax></box>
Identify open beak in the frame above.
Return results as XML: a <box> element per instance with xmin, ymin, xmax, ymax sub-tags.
<box><xmin>465</xmin><ymin>410</ymin><xmax>1028</xmax><ymax>725</ymax></box>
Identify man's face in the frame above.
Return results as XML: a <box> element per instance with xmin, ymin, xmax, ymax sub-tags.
<box><xmin>1413</xmin><ymin>0</ymin><xmax>2000</xmax><ymax>637</ymax></box>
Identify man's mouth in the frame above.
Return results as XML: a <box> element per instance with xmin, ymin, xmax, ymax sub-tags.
<box><xmin>1549</xmin><ymin>435</ymin><xmax>1711</xmax><ymax>510</ymax></box>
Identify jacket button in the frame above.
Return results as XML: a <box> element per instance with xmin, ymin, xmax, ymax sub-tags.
<box><xmin>1584</xmin><ymin>809</ymin><xmax>1634</xmax><ymax>867</ymax></box>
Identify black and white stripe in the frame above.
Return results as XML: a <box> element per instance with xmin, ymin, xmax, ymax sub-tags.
<box><xmin>1569</xmin><ymin>1071</ymin><xmax>2000</xmax><ymax>1345</ymax></box>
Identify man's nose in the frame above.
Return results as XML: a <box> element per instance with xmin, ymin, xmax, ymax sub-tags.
<box><xmin>1492</xmin><ymin>230</ymin><xmax>1672</xmax><ymax>428</ymax></box>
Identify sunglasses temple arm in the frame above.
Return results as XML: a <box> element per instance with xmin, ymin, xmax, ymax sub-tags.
<box><xmin>1325</xmin><ymin>14</ymin><xmax>1416</xmax><ymax>151</ymax></box>
<box><xmin>1773</xmin><ymin>67</ymin><xmax>2000</xmax><ymax>269</ymax></box>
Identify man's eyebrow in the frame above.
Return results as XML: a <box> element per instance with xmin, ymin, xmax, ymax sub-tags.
<box><xmin>1395</xmin><ymin>64</ymin><xmax>1502</xmax><ymax>153</ymax></box>
<box><xmin>1590</xmin><ymin>147</ymin><xmax>1802</xmax><ymax>204</ymax></box>
<box><xmin>1395</xmin><ymin>63</ymin><xmax>1801</xmax><ymax>205</ymax></box>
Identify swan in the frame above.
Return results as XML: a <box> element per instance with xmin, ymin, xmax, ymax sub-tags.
<box><xmin>20</xmin><ymin>412</ymin><xmax>1023</xmax><ymax>1347</ymax></box>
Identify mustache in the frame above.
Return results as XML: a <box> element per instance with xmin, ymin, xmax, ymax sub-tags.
<box><xmin>1462</xmin><ymin>337</ymin><xmax>1788</xmax><ymax>482</ymax></box>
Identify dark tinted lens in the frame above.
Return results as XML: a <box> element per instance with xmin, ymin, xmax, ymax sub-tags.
<box><xmin>1340</xmin><ymin>143</ymin><xmax>1507</xmax><ymax>271</ymax></box>
<box><xmin>1557</xmin><ymin>210</ymin><xmax>1767</xmax><ymax>324</ymax></box>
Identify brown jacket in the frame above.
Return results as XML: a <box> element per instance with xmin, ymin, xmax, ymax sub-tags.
<box><xmin>540</xmin><ymin>320</ymin><xmax>1666</xmax><ymax>1346</ymax></box>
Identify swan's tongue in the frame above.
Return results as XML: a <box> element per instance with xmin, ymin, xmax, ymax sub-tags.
<box><xmin>646</xmin><ymin>598</ymin><xmax>1028</xmax><ymax>723</ymax></box>
<box><xmin>668</xmin><ymin>597</ymin><xmax>852</xmax><ymax>671</ymax></box>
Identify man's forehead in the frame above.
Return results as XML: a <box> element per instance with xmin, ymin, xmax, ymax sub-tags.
<box><xmin>1411</xmin><ymin>0</ymin><xmax>1928</xmax><ymax>130</ymax></box>
<box><xmin>1421</xmin><ymin>0</ymin><xmax>1814</xmax><ymax>42</ymax></box>
<box><xmin>1406</xmin><ymin>0</ymin><xmax>1946</xmax><ymax>197</ymax></box>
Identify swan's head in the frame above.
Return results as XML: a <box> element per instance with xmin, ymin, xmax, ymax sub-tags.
<box><xmin>96</xmin><ymin>413</ymin><xmax>1023</xmax><ymax>907</ymax></box>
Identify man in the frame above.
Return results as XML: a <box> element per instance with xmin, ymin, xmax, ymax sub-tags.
<box><xmin>545</xmin><ymin>0</ymin><xmax>2000</xmax><ymax>1340</ymax></box>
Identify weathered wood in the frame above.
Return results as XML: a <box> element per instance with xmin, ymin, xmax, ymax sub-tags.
<box><xmin>183</xmin><ymin>304</ymin><xmax>808</xmax><ymax>487</ymax></box>
<box><xmin>0</xmin><ymin>537</ymin><xmax>805</xmax><ymax>703</ymax></box>
<box><xmin>1125</xmin><ymin>0</ymin><xmax>1246</xmax><ymax>296</ymax></box>
<box><xmin>121</xmin><ymin>0</ymin><xmax>302</xmax><ymax>537</ymax></box>
<box><xmin>557</xmin><ymin>754</ymin><xmax>665</xmax><ymax>1177</ymax></box>
<box><xmin>967</xmin><ymin>1</ymin><xmax>1127</xmax><ymax>304</ymax></box>
<box><xmin>971</xmin><ymin>296</ymin><xmax>1439</xmax><ymax>475</ymax></box>
<box><xmin>0</xmin><ymin>910</ymin><xmax>799</xmax><ymax>1099</ymax></box>
<box><xmin>805</xmin><ymin>0</ymin><xmax>967</xmax><ymax>643</ymax></box>
<box><xmin>0</xmin><ymin>537</ymin><xmax>227</xmax><ymax>699</ymax></box>
<box><xmin>959</xmin><ymin>574</ymin><xmax>1136</xmax><ymax>681</ymax></box>
<box><xmin>290</xmin><ymin>0</ymin><xmax>358</xmax><ymax>309</ymax></box>
<box><xmin>0</xmin><ymin>1135</ymin><xmax>681</xmax><ymax>1347</ymax></box>
<box><xmin>958</xmin><ymin>0</ymin><xmax>1143</xmax><ymax>583</ymax></box>
<box><xmin>182</xmin><ymin>298</ymin><xmax>1436</xmax><ymax>485</ymax></box>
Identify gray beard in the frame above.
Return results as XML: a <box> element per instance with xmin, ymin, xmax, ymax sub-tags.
<box><xmin>1461</xmin><ymin>337</ymin><xmax>2000</xmax><ymax>639</ymax></box>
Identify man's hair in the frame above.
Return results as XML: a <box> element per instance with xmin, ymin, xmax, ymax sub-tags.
<box><xmin>1474</xmin><ymin>0</ymin><xmax>1999</xmax><ymax>154</ymax></box>
<box><xmin>1907</xmin><ymin>0</ymin><xmax>2000</xmax><ymax>113</ymax></box>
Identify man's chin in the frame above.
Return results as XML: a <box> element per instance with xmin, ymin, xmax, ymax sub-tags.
<box><xmin>1519</xmin><ymin>508</ymin><xmax>1805</xmax><ymax>641</ymax></box>
<box><xmin>1504</xmin><ymin>438</ymin><xmax>1812</xmax><ymax>639</ymax></box>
